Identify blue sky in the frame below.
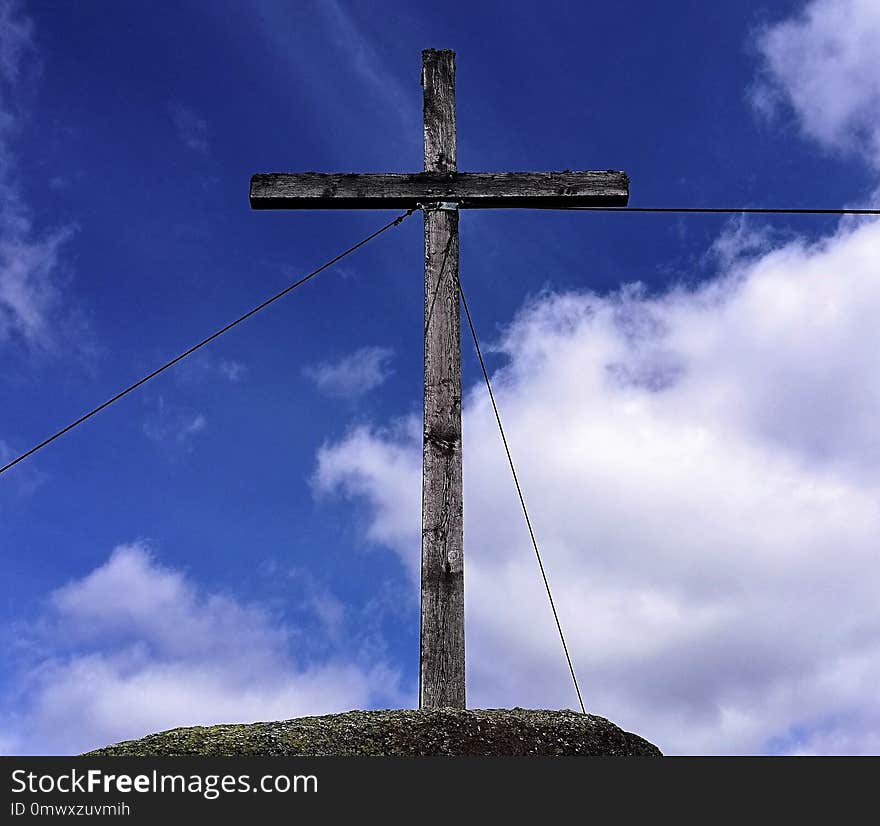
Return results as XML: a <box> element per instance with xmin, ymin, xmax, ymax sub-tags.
<box><xmin>3</xmin><ymin>0</ymin><xmax>880</xmax><ymax>755</ymax></box>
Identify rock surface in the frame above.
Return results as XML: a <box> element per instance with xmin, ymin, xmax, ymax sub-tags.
<box><xmin>86</xmin><ymin>708</ymin><xmax>661</xmax><ymax>756</ymax></box>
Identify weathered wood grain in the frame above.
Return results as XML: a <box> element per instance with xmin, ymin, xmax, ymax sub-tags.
<box><xmin>420</xmin><ymin>49</ymin><xmax>465</xmax><ymax>710</ymax></box>
<box><xmin>249</xmin><ymin>170</ymin><xmax>630</xmax><ymax>209</ymax></box>
<box><xmin>423</xmin><ymin>48</ymin><xmax>456</xmax><ymax>173</ymax></box>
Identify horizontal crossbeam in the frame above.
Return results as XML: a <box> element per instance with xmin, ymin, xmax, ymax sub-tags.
<box><xmin>249</xmin><ymin>171</ymin><xmax>629</xmax><ymax>209</ymax></box>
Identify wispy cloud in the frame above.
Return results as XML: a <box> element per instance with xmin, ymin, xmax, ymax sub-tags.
<box><xmin>304</xmin><ymin>345</ymin><xmax>393</xmax><ymax>399</ymax></box>
<box><xmin>0</xmin><ymin>0</ymin><xmax>31</xmax><ymax>85</ymax></box>
<box><xmin>142</xmin><ymin>396</ymin><xmax>207</xmax><ymax>451</ymax></box>
<box><xmin>0</xmin><ymin>0</ymin><xmax>83</xmax><ymax>353</ymax></box>
<box><xmin>142</xmin><ymin>356</ymin><xmax>247</xmax><ymax>454</ymax></box>
<box><xmin>218</xmin><ymin>358</ymin><xmax>247</xmax><ymax>382</ymax></box>
<box><xmin>0</xmin><ymin>544</ymin><xmax>401</xmax><ymax>754</ymax></box>
<box><xmin>169</xmin><ymin>102</ymin><xmax>208</xmax><ymax>154</ymax></box>
<box><xmin>0</xmin><ymin>437</ymin><xmax>46</xmax><ymax>497</ymax></box>
<box><xmin>248</xmin><ymin>0</ymin><xmax>418</xmax><ymax>146</ymax></box>
<box><xmin>317</xmin><ymin>0</ymin><xmax>413</xmax><ymax>130</ymax></box>
<box><xmin>175</xmin><ymin>353</ymin><xmax>248</xmax><ymax>385</ymax></box>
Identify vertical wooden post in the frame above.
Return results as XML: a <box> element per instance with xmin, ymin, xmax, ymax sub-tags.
<box><xmin>420</xmin><ymin>48</ymin><xmax>465</xmax><ymax>709</ymax></box>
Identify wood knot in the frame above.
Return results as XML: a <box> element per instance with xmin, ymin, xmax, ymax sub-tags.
<box><xmin>424</xmin><ymin>430</ymin><xmax>458</xmax><ymax>454</ymax></box>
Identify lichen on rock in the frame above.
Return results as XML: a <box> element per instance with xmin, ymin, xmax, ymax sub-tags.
<box><xmin>85</xmin><ymin>708</ymin><xmax>662</xmax><ymax>757</ymax></box>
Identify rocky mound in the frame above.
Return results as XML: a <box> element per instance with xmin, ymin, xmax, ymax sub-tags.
<box><xmin>86</xmin><ymin>708</ymin><xmax>661</xmax><ymax>756</ymax></box>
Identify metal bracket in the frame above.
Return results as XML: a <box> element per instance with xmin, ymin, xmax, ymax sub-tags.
<box><xmin>420</xmin><ymin>201</ymin><xmax>459</xmax><ymax>212</ymax></box>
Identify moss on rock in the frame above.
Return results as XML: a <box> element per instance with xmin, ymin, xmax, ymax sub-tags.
<box><xmin>85</xmin><ymin>708</ymin><xmax>661</xmax><ymax>757</ymax></box>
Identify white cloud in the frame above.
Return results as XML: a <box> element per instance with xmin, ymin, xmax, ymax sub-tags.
<box><xmin>1</xmin><ymin>544</ymin><xmax>400</xmax><ymax>755</ymax></box>
<box><xmin>752</xmin><ymin>0</ymin><xmax>880</xmax><ymax>166</ymax></box>
<box><xmin>315</xmin><ymin>215</ymin><xmax>880</xmax><ymax>755</ymax></box>
<box><xmin>169</xmin><ymin>103</ymin><xmax>208</xmax><ymax>154</ymax></box>
<box><xmin>314</xmin><ymin>417</ymin><xmax>421</xmax><ymax>552</ymax></box>
<box><xmin>304</xmin><ymin>345</ymin><xmax>394</xmax><ymax>399</ymax></box>
<box><xmin>0</xmin><ymin>0</ymin><xmax>80</xmax><ymax>352</ymax></box>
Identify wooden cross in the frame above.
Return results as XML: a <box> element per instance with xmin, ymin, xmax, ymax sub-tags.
<box><xmin>250</xmin><ymin>49</ymin><xmax>628</xmax><ymax>709</ymax></box>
